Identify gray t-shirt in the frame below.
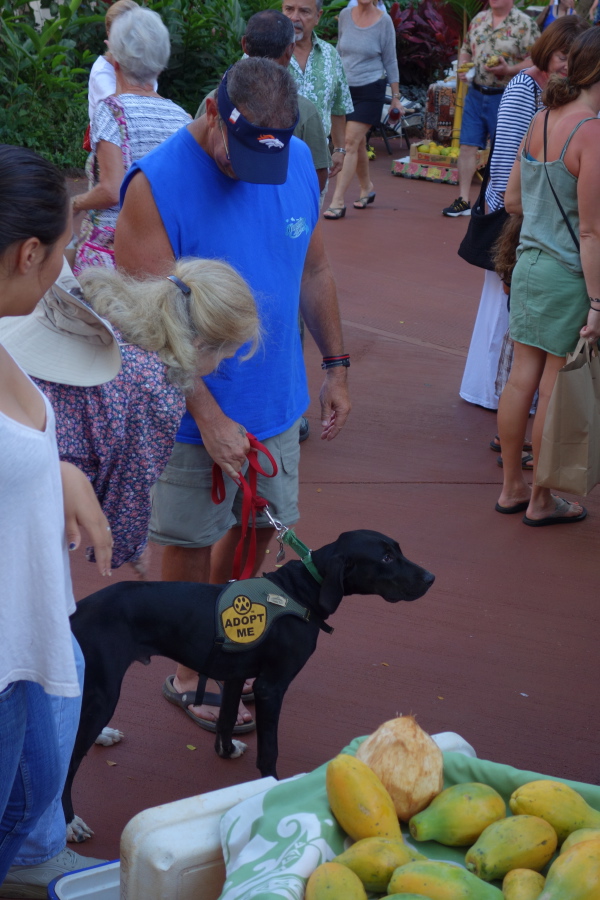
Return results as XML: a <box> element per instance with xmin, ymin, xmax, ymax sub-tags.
<box><xmin>337</xmin><ymin>7</ymin><xmax>399</xmax><ymax>88</ymax></box>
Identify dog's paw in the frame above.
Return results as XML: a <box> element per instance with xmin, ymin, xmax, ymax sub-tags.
<box><xmin>95</xmin><ymin>726</ymin><xmax>124</xmax><ymax>746</ymax></box>
<box><xmin>67</xmin><ymin>815</ymin><xmax>94</xmax><ymax>843</ymax></box>
<box><xmin>230</xmin><ymin>739</ymin><xmax>247</xmax><ymax>759</ymax></box>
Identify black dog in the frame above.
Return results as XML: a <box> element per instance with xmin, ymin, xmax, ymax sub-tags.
<box><xmin>64</xmin><ymin>530</ymin><xmax>434</xmax><ymax>835</ymax></box>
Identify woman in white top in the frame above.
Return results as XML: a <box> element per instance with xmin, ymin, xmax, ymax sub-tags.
<box><xmin>0</xmin><ymin>145</ymin><xmax>112</xmax><ymax>881</ymax></box>
<box><xmin>73</xmin><ymin>8</ymin><xmax>191</xmax><ymax>274</ymax></box>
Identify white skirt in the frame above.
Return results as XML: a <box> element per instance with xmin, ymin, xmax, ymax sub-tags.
<box><xmin>459</xmin><ymin>270</ymin><xmax>509</xmax><ymax>410</ymax></box>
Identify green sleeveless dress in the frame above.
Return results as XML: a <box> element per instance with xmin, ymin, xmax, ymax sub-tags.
<box><xmin>510</xmin><ymin>113</ymin><xmax>595</xmax><ymax>356</ymax></box>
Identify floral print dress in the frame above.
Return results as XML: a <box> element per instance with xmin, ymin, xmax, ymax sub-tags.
<box><xmin>34</xmin><ymin>335</ymin><xmax>185</xmax><ymax>569</ymax></box>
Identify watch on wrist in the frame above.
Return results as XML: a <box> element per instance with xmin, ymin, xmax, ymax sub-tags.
<box><xmin>332</xmin><ymin>147</ymin><xmax>346</xmax><ymax>155</ymax></box>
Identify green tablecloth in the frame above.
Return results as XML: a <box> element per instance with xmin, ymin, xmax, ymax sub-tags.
<box><xmin>218</xmin><ymin>737</ymin><xmax>600</xmax><ymax>900</ymax></box>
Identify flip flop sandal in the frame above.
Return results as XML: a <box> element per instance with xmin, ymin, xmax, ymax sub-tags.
<box><xmin>497</xmin><ymin>453</ymin><xmax>534</xmax><ymax>471</ymax></box>
<box><xmin>323</xmin><ymin>206</ymin><xmax>346</xmax><ymax>220</ymax></box>
<box><xmin>490</xmin><ymin>435</ymin><xmax>533</xmax><ymax>453</ymax></box>
<box><xmin>353</xmin><ymin>191</ymin><xmax>376</xmax><ymax>209</ymax></box>
<box><xmin>523</xmin><ymin>497</ymin><xmax>587</xmax><ymax>527</ymax></box>
<box><xmin>162</xmin><ymin>675</ymin><xmax>256</xmax><ymax>734</ymax></box>
<box><xmin>495</xmin><ymin>500</ymin><xmax>529</xmax><ymax>515</ymax></box>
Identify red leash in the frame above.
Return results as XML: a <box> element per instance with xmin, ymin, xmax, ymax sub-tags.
<box><xmin>211</xmin><ymin>434</ymin><xmax>278</xmax><ymax>580</ymax></box>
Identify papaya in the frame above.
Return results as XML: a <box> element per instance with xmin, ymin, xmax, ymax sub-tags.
<box><xmin>388</xmin><ymin>860</ymin><xmax>504</xmax><ymax>900</ymax></box>
<box><xmin>305</xmin><ymin>861</ymin><xmax>367</xmax><ymax>900</ymax></box>
<box><xmin>326</xmin><ymin>754</ymin><xmax>402</xmax><ymax>841</ymax></box>
<box><xmin>334</xmin><ymin>837</ymin><xmax>425</xmax><ymax>892</ymax></box>
<box><xmin>465</xmin><ymin>815</ymin><xmax>557</xmax><ymax>882</ymax></box>
<box><xmin>409</xmin><ymin>782</ymin><xmax>506</xmax><ymax>846</ymax></box>
<box><xmin>538</xmin><ymin>838</ymin><xmax>600</xmax><ymax>900</ymax></box>
<box><xmin>502</xmin><ymin>868</ymin><xmax>545</xmax><ymax>900</ymax></box>
<box><xmin>509</xmin><ymin>780</ymin><xmax>600</xmax><ymax>844</ymax></box>
<box><xmin>382</xmin><ymin>896</ymin><xmax>438</xmax><ymax>900</ymax></box>
<box><xmin>560</xmin><ymin>827</ymin><xmax>600</xmax><ymax>854</ymax></box>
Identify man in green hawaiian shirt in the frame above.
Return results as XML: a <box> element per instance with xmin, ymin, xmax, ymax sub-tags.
<box><xmin>283</xmin><ymin>0</ymin><xmax>354</xmax><ymax>178</ymax></box>
<box><xmin>442</xmin><ymin>0</ymin><xmax>539</xmax><ymax>217</ymax></box>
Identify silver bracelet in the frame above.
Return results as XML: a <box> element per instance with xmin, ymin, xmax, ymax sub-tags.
<box><xmin>332</xmin><ymin>147</ymin><xmax>346</xmax><ymax>155</ymax></box>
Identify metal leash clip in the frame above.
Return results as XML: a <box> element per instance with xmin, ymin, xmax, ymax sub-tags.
<box><xmin>263</xmin><ymin>505</ymin><xmax>288</xmax><ymax>562</ymax></box>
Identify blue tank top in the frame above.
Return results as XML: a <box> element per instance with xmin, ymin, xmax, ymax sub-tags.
<box><xmin>122</xmin><ymin>127</ymin><xmax>319</xmax><ymax>443</ymax></box>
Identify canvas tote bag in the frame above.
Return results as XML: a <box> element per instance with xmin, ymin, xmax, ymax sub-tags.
<box><xmin>536</xmin><ymin>339</ymin><xmax>600</xmax><ymax>496</ymax></box>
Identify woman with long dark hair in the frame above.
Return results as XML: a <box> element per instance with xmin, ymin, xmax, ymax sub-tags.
<box><xmin>496</xmin><ymin>28</ymin><xmax>600</xmax><ymax>523</ymax></box>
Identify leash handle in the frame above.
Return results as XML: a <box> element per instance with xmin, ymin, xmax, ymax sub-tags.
<box><xmin>211</xmin><ymin>433</ymin><xmax>278</xmax><ymax>580</ymax></box>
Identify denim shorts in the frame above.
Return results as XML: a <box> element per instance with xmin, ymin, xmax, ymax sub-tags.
<box><xmin>149</xmin><ymin>420</ymin><xmax>302</xmax><ymax>548</ymax></box>
<box><xmin>460</xmin><ymin>86</ymin><xmax>503</xmax><ymax>148</ymax></box>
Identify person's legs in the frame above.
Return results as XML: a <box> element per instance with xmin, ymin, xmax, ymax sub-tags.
<box><xmin>0</xmin><ymin>682</ymin><xmax>61</xmax><ymax>882</ymax></box>
<box><xmin>456</xmin><ymin>145</ymin><xmax>479</xmax><ymax>204</ymax></box>
<box><xmin>11</xmin><ymin>637</ymin><xmax>84</xmax><ymax>864</ymax></box>
<box><xmin>443</xmin><ymin>86</ymin><xmax>485</xmax><ymax>214</ymax></box>
<box><xmin>328</xmin><ymin>121</ymin><xmax>371</xmax><ymax>212</ymax></box>
<box><xmin>497</xmin><ymin>341</ymin><xmax>546</xmax><ymax>510</ymax></box>
<box><xmin>525</xmin><ymin>353</ymin><xmax>584</xmax><ymax>521</ymax></box>
<box><xmin>354</xmin><ymin>135</ymin><xmax>373</xmax><ymax>200</ymax></box>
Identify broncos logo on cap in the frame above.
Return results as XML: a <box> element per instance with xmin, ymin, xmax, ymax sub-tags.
<box><xmin>258</xmin><ymin>134</ymin><xmax>285</xmax><ymax>150</ymax></box>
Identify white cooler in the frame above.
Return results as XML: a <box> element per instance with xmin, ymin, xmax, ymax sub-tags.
<box><xmin>49</xmin><ymin>777</ymin><xmax>276</xmax><ymax>900</ymax></box>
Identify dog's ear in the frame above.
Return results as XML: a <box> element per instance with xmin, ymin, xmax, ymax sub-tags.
<box><xmin>317</xmin><ymin>554</ymin><xmax>346</xmax><ymax>617</ymax></box>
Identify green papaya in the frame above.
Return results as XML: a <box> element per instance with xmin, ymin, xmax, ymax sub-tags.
<box><xmin>334</xmin><ymin>837</ymin><xmax>425</xmax><ymax>892</ymax></box>
<box><xmin>465</xmin><ymin>815</ymin><xmax>557</xmax><ymax>881</ymax></box>
<box><xmin>387</xmin><ymin>860</ymin><xmax>504</xmax><ymax>899</ymax></box>
<box><xmin>408</xmin><ymin>782</ymin><xmax>506</xmax><ymax>846</ymax></box>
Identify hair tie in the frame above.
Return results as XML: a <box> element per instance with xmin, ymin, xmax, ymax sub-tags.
<box><xmin>167</xmin><ymin>274</ymin><xmax>191</xmax><ymax>295</ymax></box>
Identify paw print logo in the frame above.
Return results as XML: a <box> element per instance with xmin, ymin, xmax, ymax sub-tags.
<box><xmin>233</xmin><ymin>595</ymin><xmax>252</xmax><ymax>615</ymax></box>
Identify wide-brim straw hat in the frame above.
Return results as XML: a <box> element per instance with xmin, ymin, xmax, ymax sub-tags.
<box><xmin>0</xmin><ymin>258</ymin><xmax>122</xmax><ymax>386</ymax></box>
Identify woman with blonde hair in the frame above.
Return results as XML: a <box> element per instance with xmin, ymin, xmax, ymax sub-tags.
<box><xmin>496</xmin><ymin>27</ymin><xmax>600</xmax><ymax>523</ymax></box>
<box><xmin>4</xmin><ymin>257</ymin><xmax>259</xmax><ymax>575</ymax></box>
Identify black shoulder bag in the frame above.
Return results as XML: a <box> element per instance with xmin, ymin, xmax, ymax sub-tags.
<box><xmin>457</xmin><ymin>140</ymin><xmax>509</xmax><ymax>271</ymax></box>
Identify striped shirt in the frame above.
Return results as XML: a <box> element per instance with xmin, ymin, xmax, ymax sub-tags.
<box><xmin>91</xmin><ymin>94</ymin><xmax>191</xmax><ymax>230</ymax></box>
<box><xmin>486</xmin><ymin>71</ymin><xmax>543</xmax><ymax>212</ymax></box>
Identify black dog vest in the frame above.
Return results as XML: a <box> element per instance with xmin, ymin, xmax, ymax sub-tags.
<box><xmin>216</xmin><ymin>577</ymin><xmax>312</xmax><ymax>653</ymax></box>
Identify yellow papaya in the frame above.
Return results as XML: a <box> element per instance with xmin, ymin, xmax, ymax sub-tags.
<box><xmin>538</xmin><ymin>838</ymin><xmax>600</xmax><ymax>900</ymax></box>
<box><xmin>509</xmin><ymin>780</ymin><xmax>600</xmax><ymax>844</ymax></box>
<box><xmin>387</xmin><ymin>860</ymin><xmax>504</xmax><ymax>900</ymax></box>
<box><xmin>326</xmin><ymin>754</ymin><xmax>402</xmax><ymax>841</ymax></box>
<box><xmin>502</xmin><ymin>868</ymin><xmax>545</xmax><ymax>900</ymax></box>
<box><xmin>465</xmin><ymin>815</ymin><xmax>557</xmax><ymax>882</ymax></box>
<box><xmin>334</xmin><ymin>837</ymin><xmax>425</xmax><ymax>892</ymax></box>
<box><xmin>560</xmin><ymin>827</ymin><xmax>600</xmax><ymax>854</ymax></box>
<box><xmin>408</xmin><ymin>782</ymin><xmax>506</xmax><ymax>846</ymax></box>
<box><xmin>305</xmin><ymin>861</ymin><xmax>367</xmax><ymax>900</ymax></box>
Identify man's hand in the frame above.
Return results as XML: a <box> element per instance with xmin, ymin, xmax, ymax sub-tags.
<box><xmin>199</xmin><ymin>417</ymin><xmax>250</xmax><ymax>481</ymax></box>
<box><xmin>60</xmin><ymin>462</ymin><xmax>113</xmax><ymax>576</ymax></box>
<box><xmin>319</xmin><ymin>370</ymin><xmax>351</xmax><ymax>441</ymax></box>
<box><xmin>485</xmin><ymin>57</ymin><xmax>509</xmax><ymax>79</ymax></box>
<box><xmin>329</xmin><ymin>150</ymin><xmax>345</xmax><ymax>178</ymax></box>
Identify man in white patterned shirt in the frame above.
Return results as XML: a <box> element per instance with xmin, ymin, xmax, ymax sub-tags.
<box><xmin>283</xmin><ymin>0</ymin><xmax>354</xmax><ymax>177</ymax></box>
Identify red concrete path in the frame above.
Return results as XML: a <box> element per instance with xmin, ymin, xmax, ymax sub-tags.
<box><xmin>64</xmin><ymin>139</ymin><xmax>599</xmax><ymax>864</ymax></box>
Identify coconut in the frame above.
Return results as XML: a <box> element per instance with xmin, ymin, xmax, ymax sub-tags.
<box><xmin>356</xmin><ymin>716</ymin><xmax>444</xmax><ymax>822</ymax></box>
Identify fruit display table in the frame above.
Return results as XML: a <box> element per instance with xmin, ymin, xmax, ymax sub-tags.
<box><xmin>424</xmin><ymin>82</ymin><xmax>456</xmax><ymax>144</ymax></box>
<box><xmin>214</xmin><ymin>735</ymin><xmax>600</xmax><ymax>899</ymax></box>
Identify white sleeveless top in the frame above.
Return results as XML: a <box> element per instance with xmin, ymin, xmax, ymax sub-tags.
<box><xmin>0</xmin><ymin>360</ymin><xmax>79</xmax><ymax>696</ymax></box>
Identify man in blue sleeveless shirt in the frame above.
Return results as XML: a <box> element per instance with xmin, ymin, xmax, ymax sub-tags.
<box><xmin>114</xmin><ymin>58</ymin><xmax>350</xmax><ymax>732</ymax></box>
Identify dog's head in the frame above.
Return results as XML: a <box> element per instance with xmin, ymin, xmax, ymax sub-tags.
<box><xmin>313</xmin><ymin>530</ymin><xmax>435</xmax><ymax>617</ymax></box>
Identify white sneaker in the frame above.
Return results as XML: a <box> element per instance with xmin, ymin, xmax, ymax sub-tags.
<box><xmin>0</xmin><ymin>848</ymin><xmax>107</xmax><ymax>899</ymax></box>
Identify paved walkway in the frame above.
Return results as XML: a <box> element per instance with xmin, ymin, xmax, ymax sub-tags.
<box><xmin>66</xmin><ymin>139</ymin><xmax>599</xmax><ymax>862</ymax></box>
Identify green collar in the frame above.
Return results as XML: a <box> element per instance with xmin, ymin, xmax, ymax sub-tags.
<box><xmin>280</xmin><ymin>528</ymin><xmax>323</xmax><ymax>584</ymax></box>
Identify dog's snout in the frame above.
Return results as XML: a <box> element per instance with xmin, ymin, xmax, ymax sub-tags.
<box><xmin>422</xmin><ymin>570</ymin><xmax>435</xmax><ymax>587</ymax></box>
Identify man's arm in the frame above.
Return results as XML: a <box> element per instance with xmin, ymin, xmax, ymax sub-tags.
<box><xmin>114</xmin><ymin>170</ymin><xmax>174</xmax><ymax>277</ymax></box>
<box><xmin>299</xmin><ymin>222</ymin><xmax>351</xmax><ymax>441</ymax></box>
<box><xmin>329</xmin><ymin>115</ymin><xmax>347</xmax><ymax>177</ymax></box>
<box><xmin>114</xmin><ymin>171</ymin><xmax>250</xmax><ymax>477</ymax></box>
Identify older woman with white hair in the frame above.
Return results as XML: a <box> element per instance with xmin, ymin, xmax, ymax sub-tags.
<box><xmin>73</xmin><ymin>7</ymin><xmax>191</xmax><ymax>273</ymax></box>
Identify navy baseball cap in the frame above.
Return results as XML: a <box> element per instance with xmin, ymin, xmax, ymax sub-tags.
<box><xmin>217</xmin><ymin>70</ymin><xmax>298</xmax><ymax>184</ymax></box>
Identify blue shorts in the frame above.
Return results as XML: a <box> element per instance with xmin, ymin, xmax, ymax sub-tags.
<box><xmin>460</xmin><ymin>86</ymin><xmax>503</xmax><ymax>148</ymax></box>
